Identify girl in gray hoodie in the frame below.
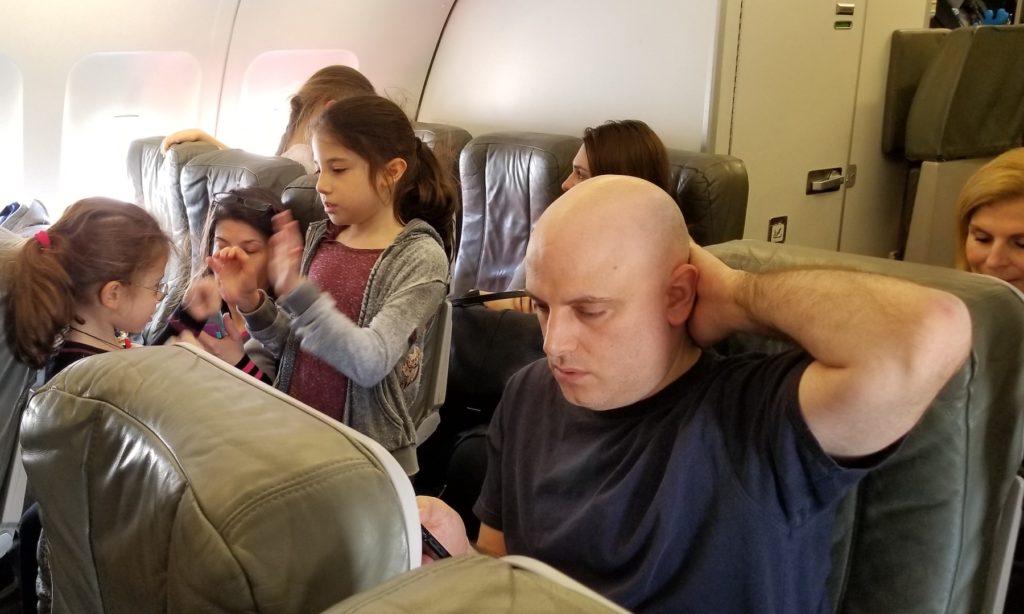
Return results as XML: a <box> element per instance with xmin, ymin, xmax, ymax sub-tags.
<box><xmin>210</xmin><ymin>96</ymin><xmax>458</xmax><ymax>475</ymax></box>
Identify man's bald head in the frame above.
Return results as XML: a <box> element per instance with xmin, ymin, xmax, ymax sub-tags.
<box><xmin>525</xmin><ymin>175</ymin><xmax>700</xmax><ymax>411</ymax></box>
<box><xmin>527</xmin><ymin>175</ymin><xmax>690</xmax><ymax>277</ymax></box>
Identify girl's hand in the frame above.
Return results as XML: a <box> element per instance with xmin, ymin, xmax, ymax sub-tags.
<box><xmin>208</xmin><ymin>247</ymin><xmax>262</xmax><ymax>312</ymax></box>
<box><xmin>196</xmin><ymin>317</ymin><xmax>245</xmax><ymax>365</ymax></box>
<box><xmin>268</xmin><ymin>210</ymin><xmax>305</xmax><ymax>297</ymax></box>
<box><xmin>182</xmin><ymin>276</ymin><xmax>222</xmax><ymax>322</ymax></box>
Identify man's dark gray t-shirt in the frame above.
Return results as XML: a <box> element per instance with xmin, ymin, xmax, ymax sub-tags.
<box><xmin>474</xmin><ymin>350</ymin><xmax>874</xmax><ymax>614</ymax></box>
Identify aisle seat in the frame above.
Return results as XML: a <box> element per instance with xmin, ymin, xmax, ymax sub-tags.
<box><xmin>21</xmin><ymin>344</ymin><xmax>421</xmax><ymax>613</ymax></box>
<box><xmin>710</xmin><ymin>239</ymin><xmax>1024</xmax><ymax>614</ymax></box>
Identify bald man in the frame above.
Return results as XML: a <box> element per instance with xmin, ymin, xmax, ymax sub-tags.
<box><xmin>420</xmin><ymin>176</ymin><xmax>971</xmax><ymax>613</ymax></box>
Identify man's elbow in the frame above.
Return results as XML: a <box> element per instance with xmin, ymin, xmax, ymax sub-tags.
<box><xmin>906</xmin><ymin>292</ymin><xmax>972</xmax><ymax>400</ymax></box>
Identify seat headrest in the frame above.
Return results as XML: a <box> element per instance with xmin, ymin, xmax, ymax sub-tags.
<box><xmin>321</xmin><ymin>555</ymin><xmax>631</xmax><ymax>614</ymax></box>
<box><xmin>180</xmin><ymin>149</ymin><xmax>306</xmax><ymax>267</ymax></box>
<box><xmin>667</xmin><ymin>149</ymin><xmax>747</xmax><ymax>246</ymax></box>
<box><xmin>22</xmin><ymin>345</ymin><xmax>419</xmax><ymax>613</ymax></box>
<box><xmin>905</xmin><ymin>25</ymin><xmax>1024</xmax><ymax>161</ymax></box>
<box><xmin>452</xmin><ymin>132</ymin><xmax>582</xmax><ymax>295</ymax></box>
<box><xmin>882</xmin><ymin>29</ymin><xmax>950</xmax><ymax>155</ymax></box>
<box><xmin>708</xmin><ymin>239</ymin><xmax>1024</xmax><ymax>613</ymax></box>
<box><xmin>127</xmin><ymin>137</ymin><xmax>220</xmax><ymax>340</ymax></box>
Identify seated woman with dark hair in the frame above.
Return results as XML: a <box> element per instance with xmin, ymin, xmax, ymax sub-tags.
<box><xmin>489</xmin><ymin>119</ymin><xmax>671</xmax><ymax>312</ymax></box>
<box><xmin>152</xmin><ymin>186</ymin><xmax>281</xmax><ymax>382</ymax></box>
<box><xmin>954</xmin><ymin>147</ymin><xmax>1024</xmax><ymax>292</ymax></box>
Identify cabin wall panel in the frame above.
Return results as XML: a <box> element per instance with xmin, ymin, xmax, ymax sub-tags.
<box><xmin>216</xmin><ymin>0</ymin><xmax>450</xmax><ymax>152</ymax></box>
<box><xmin>417</xmin><ymin>0</ymin><xmax>717</xmax><ymax>151</ymax></box>
<box><xmin>838</xmin><ymin>1</ymin><xmax>930</xmax><ymax>258</ymax></box>
<box><xmin>0</xmin><ymin>56</ymin><xmax>24</xmax><ymax>207</ymax></box>
<box><xmin>0</xmin><ymin>0</ymin><xmax>237</xmax><ymax>210</ymax></box>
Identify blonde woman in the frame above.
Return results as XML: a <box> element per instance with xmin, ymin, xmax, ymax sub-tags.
<box><xmin>954</xmin><ymin>147</ymin><xmax>1024</xmax><ymax>292</ymax></box>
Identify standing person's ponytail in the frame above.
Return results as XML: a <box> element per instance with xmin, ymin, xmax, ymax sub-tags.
<box><xmin>2</xmin><ymin>198</ymin><xmax>171</xmax><ymax>368</ymax></box>
<box><xmin>311</xmin><ymin>96</ymin><xmax>459</xmax><ymax>257</ymax></box>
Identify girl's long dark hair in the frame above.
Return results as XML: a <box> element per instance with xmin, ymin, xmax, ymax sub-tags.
<box><xmin>311</xmin><ymin>96</ymin><xmax>459</xmax><ymax>257</ymax></box>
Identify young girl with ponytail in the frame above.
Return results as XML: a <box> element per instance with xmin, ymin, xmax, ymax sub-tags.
<box><xmin>211</xmin><ymin>95</ymin><xmax>457</xmax><ymax>475</ymax></box>
<box><xmin>2</xmin><ymin>197</ymin><xmax>171</xmax><ymax>379</ymax></box>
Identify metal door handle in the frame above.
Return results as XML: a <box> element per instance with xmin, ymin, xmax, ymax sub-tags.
<box><xmin>811</xmin><ymin>175</ymin><xmax>843</xmax><ymax>191</ymax></box>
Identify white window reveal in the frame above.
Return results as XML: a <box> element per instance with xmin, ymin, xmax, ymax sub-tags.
<box><xmin>60</xmin><ymin>51</ymin><xmax>202</xmax><ymax>207</ymax></box>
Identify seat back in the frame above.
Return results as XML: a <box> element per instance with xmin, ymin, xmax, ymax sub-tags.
<box><xmin>180</xmin><ymin>149</ymin><xmax>307</xmax><ymax>268</ymax></box>
<box><xmin>0</xmin><ymin>229</ymin><xmax>40</xmax><ymax>531</ymax></box>
<box><xmin>22</xmin><ymin>345</ymin><xmax>420</xmax><ymax>614</ymax></box>
<box><xmin>905</xmin><ymin>25</ymin><xmax>1024</xmax><ymax>162</ymax></box>
<box><xmin>708</xmin><ymin>240</ymin><xmax>1024</xmax><ymax>614</ymax></box>
<box><xmin>320</xmin><ymin>555</ymin><xmax>631</xmax><ymax>614</ymax></box>
<box><xmin>126</xmin><ymin>137</ymin><xmax>220</xmax><ymax>338</ymax></box>
<box><xmin>666</xmin><ymin>149</ymin><xmax>747</xmax><ymax>246</ymax></box>
<box><xmin>452</xmin><ymin>132</ymin><xmax>581</xmax><ymax>296</ymax></box>
<box><xmin>413</xmin><ymin>300</ymin><xmax>453</xmax><ymax>445</ymax></box>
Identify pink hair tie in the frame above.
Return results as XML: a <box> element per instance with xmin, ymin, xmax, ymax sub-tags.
<box><xmin>34</xmin><ymin>230</ymin><xmax>51</xmax><ymax>249</ymax></box>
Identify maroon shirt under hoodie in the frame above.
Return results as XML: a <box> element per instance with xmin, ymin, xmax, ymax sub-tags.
<box><xmin>290</xmin><ymin>228</ymin><xmax>383</xmax><ymax>421</ymax></box>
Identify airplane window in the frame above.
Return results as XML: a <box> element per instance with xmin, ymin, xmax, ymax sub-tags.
<box><xmin>222</xmin><ymin>49</ymin><xmax>360</xmax><ymax>156</ymax></box>
<box><xmin>0</xmin><ymin>56</ymin><xmax>24</xmax><ymax>208</ymax></box>
<box><xmin>59</xmin><ymin>51</ymin><xmax>201</xmax><ymax>208</ymax></box>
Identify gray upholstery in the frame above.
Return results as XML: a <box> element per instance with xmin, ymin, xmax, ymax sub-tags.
<box><xmin>708</xmin><ymin>240</ymin><xmax>1024</xmax><ymax>614</ymax></box>
<box><xmin>279</xmin><ymin>122</ymin><xmax>473</xmax><ymax>245</ymax></box>
<box><xmin>21</xmin><ymin>344</ymin><xmax>419</xmax><ymax>614</ymax></box>
<box><xmin>279</xmin><ymin>174</ymin><xmax>327</xmax><ymax>240</ymax></box>
<box><xmin>321</xmin><ymin>555</ymin><xmax>631</xmax><ymax>614</ymax></box>
<box><xmin>882</xmin><ymin>29</ymin><xmax>950</xmax><ymax>155</ymax></box>
<box><xmin>452</xmin><ymin>132</ymin><xmax>581</xmax><ymax>295</ymax></box>
<box><xmin>905</xmin><ymin>25</ymin><xmax>1024</xmax><ymax>161</ymax></box>
<box><xmin>180</xmin><ymin>149</ymin><xmax>306</xmax><ymax>267</ymax></box>
<box><xmin>0</xmin><ymin>229</ymin><xmax>38</xmax><ymax>521</ymax></box>
<box><xmin>126</xmin><ymin>137</ymin><xmax>220</xmax><ymax>339</ymax></box>
<box><xmin>667</xmin><ymin>149</ymin><xmax>747</xmax><ymax>246</ymax></box>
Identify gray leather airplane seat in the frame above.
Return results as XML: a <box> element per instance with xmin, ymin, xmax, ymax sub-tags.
<box><xmin>320</xmin><ymin>555</ymin><xmax>632</xmax><ymax>614</ymax></box>
<box><xmin>883</xmin><ymin>25</ymin><xmax>1024</xmax><ymax>266</ymax></box>
<box><xmin>451</xmin><ymin>132</ymin><xmax>581</xmax><ymax>296</ymax></box>
<box><xmin>126</xmin><ymin>137</ymin><xmax>220</xmax><ymax>339</ymax></box>
<box><xmin>666</xmin><ymin>149</ymin><xmax>748</xmax><ymax>246</ymax></box>
<box><xmin>0</xmin><ymin>229</ymin><xmax>40</xmax><ymax>530</ymax></box>
<box><xmin>279</xmin><ymin>122</ymin><xmax>473</xmax><ymax>245</ymax></box>
<box><xmin>709</xmin><ymin>239</ymin><xmax>1024</xmax><ymax>614</ymax></box>
<box><xmin>181</xmin><ymin>149</ymin><xmax>307</xmax><ymax>269</ymax></box>
<box><xmin>21</xmin><ymin>344</ymin><xmax>421</xmax><ymax>614</ymax></box>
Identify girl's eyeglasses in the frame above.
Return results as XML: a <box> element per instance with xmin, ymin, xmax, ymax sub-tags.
<box><xmin>212</xmin><ymin>192</ymin><xmax>280</xmax><ymax>214</ymax></box>
<box><xmin>128</xmin><ymin>281</ymin><xmax>169</xmax><ymax>301</ymax></box>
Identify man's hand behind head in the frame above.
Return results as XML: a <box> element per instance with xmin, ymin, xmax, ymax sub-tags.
<box><xmin>687</xmin><ymin>244</ymin><xmax>748</xmax><ymax>348</ymax></box>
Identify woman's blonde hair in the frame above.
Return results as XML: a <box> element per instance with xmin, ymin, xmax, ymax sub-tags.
<box><xmin>954</xmin><ymin>147</ymin><xmax>1024</xmax><ymax>271</ymax></box>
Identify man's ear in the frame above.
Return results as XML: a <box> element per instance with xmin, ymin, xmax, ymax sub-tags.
<box><xmin>97</xmin><ymin>281</ymin><xmax>124</xmax><ymax>311</ymax></box>
<box><xmin>667</xmin><ymin>263</ymin><xmax>698</xmax><ymax>326</ymax></box>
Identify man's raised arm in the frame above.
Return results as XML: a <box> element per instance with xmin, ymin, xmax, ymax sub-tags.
<box><xmin>688</xmin><ymin>245</ymin><xmax>972</xmax><ymax>459</ymax></box>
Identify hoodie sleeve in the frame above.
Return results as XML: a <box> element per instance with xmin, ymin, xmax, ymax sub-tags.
<box><xmin>278</xmin><ymin>236</ymin><xmax>449</xmax><ymax>388</ymax></box>
<box><xmin>238</xmin><ymin>290</ymin><xmax>293</xmax><ymax>359</ymax></box>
